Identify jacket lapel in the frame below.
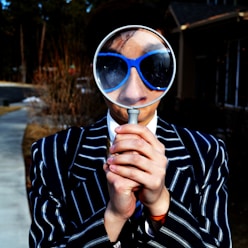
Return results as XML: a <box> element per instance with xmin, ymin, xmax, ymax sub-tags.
<box><xmin>67</xmin><ymin>116</ymin><xmax>110</xmax><ymax>224</ymax></box>
<box><xmin>156</xmin><ymin>118</ymin><xmax>199</xmax><ymax>210</ymax></box>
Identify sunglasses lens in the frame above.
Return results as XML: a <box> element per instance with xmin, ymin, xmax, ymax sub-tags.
<box><xmin>140</xmin><ymin>52</ymin><xmax>173</xmax><ymax>89</ymax></box>
<box><xmin>96</xmin><ymin>55</ymin><xmax>128</xmax><ymax>92</ymax></box>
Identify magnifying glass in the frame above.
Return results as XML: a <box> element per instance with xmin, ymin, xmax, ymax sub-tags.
<box><xmin>93</xmin><ymin>25</ymin><xmax>176</xmax><ymax>124</ymax></box>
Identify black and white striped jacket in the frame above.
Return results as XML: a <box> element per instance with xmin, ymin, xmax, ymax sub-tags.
<box><xmin>29</xmin><ymin>115</ymin><xmax>232</xmax><ymax>247</ymax></box>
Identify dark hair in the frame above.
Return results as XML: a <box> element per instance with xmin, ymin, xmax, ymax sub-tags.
<box><xmin>84</xmin><ymin>0</ymin><xmax>169</xmax><ymax>59</ymax></box>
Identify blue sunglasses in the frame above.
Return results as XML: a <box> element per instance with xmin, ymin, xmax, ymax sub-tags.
<box><xmin>96</xmin><ymin>49</ymin><xmax>173</xmax><ymax>93</ymax></box>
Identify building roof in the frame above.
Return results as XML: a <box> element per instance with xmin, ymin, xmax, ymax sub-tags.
<box><xmin>169</xmin><ymin>2</ymin><xmax>248</xmax><ymax>31</ymax></box>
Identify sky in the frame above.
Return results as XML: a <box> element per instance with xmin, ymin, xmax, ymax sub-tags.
<box><xmin>1</xmin><ymin>0</ymin><xmax>73</xmax><ymax>8</ymax></box>
<box><xmin>1</xmin><ymin>0</ymin><xmax>9</xmax><ymax>8</ymax></box>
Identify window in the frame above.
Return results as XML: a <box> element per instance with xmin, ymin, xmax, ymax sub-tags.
<box><xmin>216</xmin><ymin>38</ymin><xmax>248</xmax><ymax>109</ymax></box>
<box><xmin>207</xmin><ymin>0</ymin><xmax>239</xmax><ymax>5</ymax></box>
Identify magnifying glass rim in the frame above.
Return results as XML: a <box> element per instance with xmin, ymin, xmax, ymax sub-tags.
<box><xmin>93</xmin><ymin>24</ymin><xmax>176</xmax><ymax>110</ymax></box>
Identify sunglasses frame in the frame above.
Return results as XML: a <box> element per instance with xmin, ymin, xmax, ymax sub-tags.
<box><xmin>97</xmin><ymin>49</ymin><xmax>170</xmax><ymax>93</ymax></box>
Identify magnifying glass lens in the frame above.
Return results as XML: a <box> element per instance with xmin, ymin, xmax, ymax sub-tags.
<box><xmin>93</xmin><ymin>25</ymin><xmax>176</xmax><ymax>123</ymax></box>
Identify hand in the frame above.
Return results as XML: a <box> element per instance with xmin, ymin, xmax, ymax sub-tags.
<box><xmin>103</xmin><ymin>162</ymin><xmax>138</xmax><ymax>220</ymax></box>
<box><xmin>107</xmin><ymin>124</ymin><xmax>170</xmax><ymax>216</ymax></box>
<box><xmin>103</xmin><ymin>153</ymin><xmax>139</xmax><ymax>241</ymax></box>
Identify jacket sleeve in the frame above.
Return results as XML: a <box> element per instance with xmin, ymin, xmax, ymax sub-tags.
<box><xmin>162</xmin><ymin>133</ymin><xmax>231</xmax><ymax>247</ymax></box>
<box><xmin>28</xmin><ymin>128</ymin><xmax>113</xmax><ymax>248</ymax></box>
<box><xmin>131</xmin><ymin>130</ymin><xmax>232</xmax><ymax>247</ymax></box>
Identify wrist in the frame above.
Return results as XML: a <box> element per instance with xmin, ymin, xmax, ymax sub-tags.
<box><xmin>104</xmin><ymin>206</ymin><xmax>127</xmax><ymax>242</ymax></box>
<box><xmin>148</xmin><ymin>187</ymin><xmax>170</xmax><ymax>216</ymax></box>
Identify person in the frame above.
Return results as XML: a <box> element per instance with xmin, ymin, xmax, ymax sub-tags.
<box><xmin>28</xmin><ymin>1</ymin><xmax>232</xmax><ymax>247</ymax></box>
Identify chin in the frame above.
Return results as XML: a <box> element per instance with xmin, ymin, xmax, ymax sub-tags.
<box><xmin>112</xmin><ymin>109</ymin><xmax>129</xmax><ymax>124</ymax></box>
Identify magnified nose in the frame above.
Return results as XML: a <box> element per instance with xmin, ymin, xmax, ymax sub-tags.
<box><xmin>117</xmin><ymin>68</ymin><xmax>147</xmax><ymax>106</ymax></box>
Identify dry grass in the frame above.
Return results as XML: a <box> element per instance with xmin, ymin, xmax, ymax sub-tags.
<box><xmin>0</xmin><ymin>106</ymin><xmax>22</xmax><ymax>116</ymax></box>
<box><xmin>22</xmin><ymin>123</ymin><xmax>58</xmax><ymax>158</ymax></box>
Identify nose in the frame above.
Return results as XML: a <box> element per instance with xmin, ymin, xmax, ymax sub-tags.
<box><xmin>117</xmin><ymin>68</ymin><xmax>147</xmax><ymax>106</ymax></box>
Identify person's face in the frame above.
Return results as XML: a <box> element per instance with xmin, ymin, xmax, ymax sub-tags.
<box><xmin>100</xmin><ymin>29</ymin><xmax>167</xmax><ymax>125</ymax></box>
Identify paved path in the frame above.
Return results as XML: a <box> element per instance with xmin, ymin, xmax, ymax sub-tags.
<box><xmin>0</xmin><ymin>107</ymin><xmax>31</xmax><ymax>247</ymax></box>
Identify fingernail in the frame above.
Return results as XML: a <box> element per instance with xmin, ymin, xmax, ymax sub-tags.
<box><xmin>115</xmin><ymin>126</ymin><xmax>121</xmax><ymax>132</ymax></box>
<box><xmin>109</xmin><ymin>165</ymin><xmax>116</xmax><ymax>171</ymax></box>
<box><xmin>107</xmin><ymin>157</ymin><xmax>113</xmax><ymax>164</ymax></box>
<box><xmin>109</xmin><ymin>144</ymin><xmax>116</xmax><ymax>153</ymax></box>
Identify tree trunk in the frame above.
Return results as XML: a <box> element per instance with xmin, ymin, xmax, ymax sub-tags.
<box><xmin>38</xmin><ymin>21</ymin><xmax>46</xmax><ymax>78</ymax></box>
<box><xmin>20</xmin><ymin>24</ymin><xmax>26</xmax><ymax>83</ymax></box>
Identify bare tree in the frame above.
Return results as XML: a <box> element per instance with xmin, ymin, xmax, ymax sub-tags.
<box><xmin>20</xmin><ymin>24</ymin><xmax>26</xmax><ymax>83</ymax></box>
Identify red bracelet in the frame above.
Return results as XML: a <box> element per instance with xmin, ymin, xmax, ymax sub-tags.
<box><xmin>150</xmin><ymin>214</ymin><xmax>166</xmax><ymax>224</ymax></box>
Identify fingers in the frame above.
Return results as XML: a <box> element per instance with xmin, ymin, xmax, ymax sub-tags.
<box><xmin>110</xmin><ymin>135</ymin><xmax>152</xmax><ymax>157</ymax></box>
<box><xmin>107</xmin><ymin>154</ymin><xmax>166</xmax><ymax>187</ymax></box>
<box><xmin>113</xmin><ymin>124</ymin><xmax>165</xmax><ymax>155</ymax></box>
<box><xmin>111</xmin><ymin>131</ymin><xmax>165</xmax><ymax>160</ymax></box>
<box><xmin>104</xmin><ymin>162</ymin><xmax>140</xmax><ymax>191</ymax></box>
<box><xmin>108</xmin><ymin>123</ymin><xmax>167</xmax><ymax>185</ymax></box>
